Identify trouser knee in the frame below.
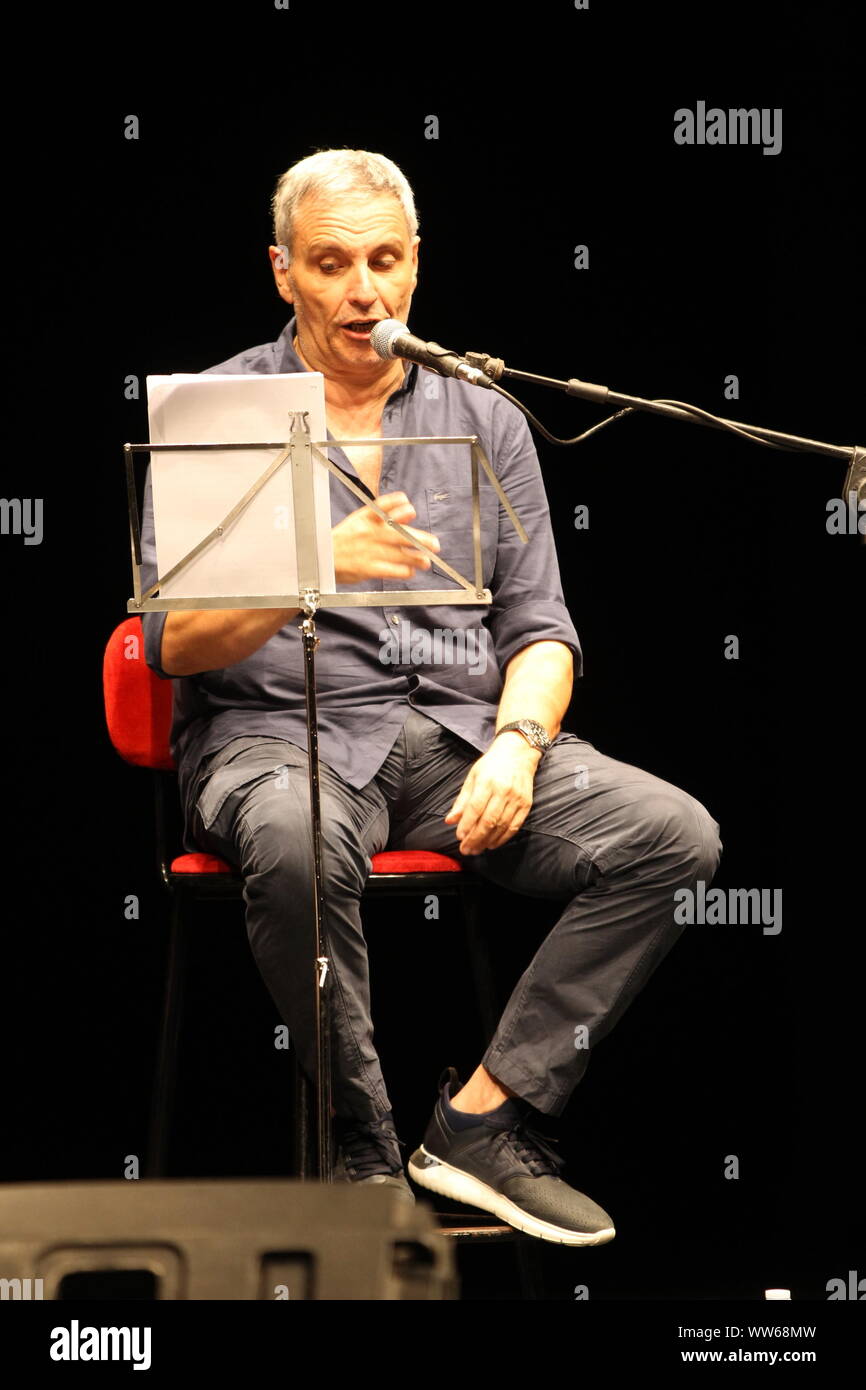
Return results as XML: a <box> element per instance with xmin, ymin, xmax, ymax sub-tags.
<box><xmin>638</xmin><ymin>788</ymin><xmax>722</xmax><ymax>883</ymax></box>
<box><xmin>236</xmin><ymin>789</ymin><xmax>371</xmax><ymax>901</ymax></box>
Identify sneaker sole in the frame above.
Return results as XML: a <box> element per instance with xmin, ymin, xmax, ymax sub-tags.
<box><xmin>408</xmin><ymin>1145</ymin><xmax>616</xmax><ymax>1247</ymax></box>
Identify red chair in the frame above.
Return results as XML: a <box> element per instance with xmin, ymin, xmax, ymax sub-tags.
<box><xmin>102</xmin><ymin>618</ymin><xmax>502</xmax><ymax>1183</ymax></box>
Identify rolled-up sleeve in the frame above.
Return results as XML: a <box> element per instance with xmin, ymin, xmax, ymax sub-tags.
<box><xmin>138</xmin><ymin>461</ymin><xmax>172</xmax><ymax>680</ymax></box>
<box><xmin>481</xmin><ymin>398</ymin><xmax>583</xmax><ymax>676</ymax></box>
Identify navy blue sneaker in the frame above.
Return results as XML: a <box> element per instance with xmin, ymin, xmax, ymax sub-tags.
<box><xmin>333</xmin><ymin>1111</ymin><xmax>415</xmax><ymax>1204</ymax></box>
<box><xmin>408</xmin><ymin>1068</ymin><xmax>615</xmax><ymax>1245</ymax></box>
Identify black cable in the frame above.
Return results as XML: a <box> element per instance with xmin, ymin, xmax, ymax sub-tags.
<box><xmin>485</xmin><ymin>380</ymin><xmax>822</xmax><ymax>455</ymax></box>
<box><xmin>654</xmin><ymin>399</ymin><xmax>818</xmax><ymax>453</ymax></box>
<box><xmin>488</xmin><ymin>382</ymin><xmax>638</xmax><ymax>446</ymax></box>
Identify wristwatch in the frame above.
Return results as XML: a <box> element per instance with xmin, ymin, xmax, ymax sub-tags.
<box><xmin>494</xmin><ymin>719</ymin><xmax>552</xmax><ymax>755</ymax></box>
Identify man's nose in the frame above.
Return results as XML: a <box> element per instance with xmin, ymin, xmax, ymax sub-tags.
<box><xmin>346</xmin><ymin>259</ymin><xmax>378</xmax><ymax>303</ymax></box>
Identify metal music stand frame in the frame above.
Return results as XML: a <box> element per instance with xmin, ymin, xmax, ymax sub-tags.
<box><xmin>124</xmin><ymin>422</ymin><xmax>528</xmax><ymax>1182</ymax></box>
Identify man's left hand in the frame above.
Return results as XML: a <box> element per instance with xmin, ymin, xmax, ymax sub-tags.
<box><xmin>444</xmin><ymin>734</ymin><xmax>541</xmax><ymax>855</ymax></box>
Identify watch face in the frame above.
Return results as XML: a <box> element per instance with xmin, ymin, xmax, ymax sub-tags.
<box><xmin>518</xmin><ymin>720</ymin><xmax>550</xmax><ymax>749</ymax></box>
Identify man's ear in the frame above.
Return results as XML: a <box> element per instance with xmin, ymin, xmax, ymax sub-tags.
<box><xmin>268</xmin><ymin>245</ymin><xmax>294</xmax><ymax>305</ymax></box>
<box><xmin>410</xmin><ymin>235</ymin><xmax>420</xmax><ymax>291</ymax></box>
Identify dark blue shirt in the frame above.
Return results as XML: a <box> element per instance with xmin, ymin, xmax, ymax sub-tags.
<box><xmin>139</xmin><ymin>316</ymin><xmax>582</xmax><ymax>851</ymax></box>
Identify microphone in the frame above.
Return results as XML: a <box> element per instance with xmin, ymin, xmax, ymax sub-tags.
<box><xmin>370</xmin><ymin>319</ymin><xmax>494</xmax><ymax>388</ymax></box>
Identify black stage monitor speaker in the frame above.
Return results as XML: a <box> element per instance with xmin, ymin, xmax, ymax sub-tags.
<box><xmin>0</xmin><ymin>1179</ymin><xmax>457</xmax><ymax>1300</ymax></box>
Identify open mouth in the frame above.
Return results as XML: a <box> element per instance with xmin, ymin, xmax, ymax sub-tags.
<box><xmin>341</xmin><ymin>320</ymin><xmax>379</xmax><ymax>339</ymax></box>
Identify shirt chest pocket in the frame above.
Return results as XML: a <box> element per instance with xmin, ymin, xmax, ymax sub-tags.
<box><xmin>425</xmin><ymin>486</ymin><xmax>498</xmax><ymax>585</ymax></box>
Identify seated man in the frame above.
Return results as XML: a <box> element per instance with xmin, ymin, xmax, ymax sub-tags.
<box><xmin>139</xmin><ymin>148</ymin><xmax>722</xmax><ymax>1247</ymax></box>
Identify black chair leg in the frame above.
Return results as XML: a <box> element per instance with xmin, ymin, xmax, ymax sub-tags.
<box><xmin>460</xmin><ymin>880</ymin><xmax>501</xmax><ymax>1043</ymax></box>
<box><xmin>145</xmin><ymin>894</ymin><xmax>187</xmax><ymax>1178</ymax></box>
<box><xmin>292</xmin><ymin>1050</ymin><xmax>329</xmax><ymax>1179</ymax></box>
<box><xmin>514</xmin><ymin>1238</ymin><xmax>547</xmax><ymax>1299</ymax></box>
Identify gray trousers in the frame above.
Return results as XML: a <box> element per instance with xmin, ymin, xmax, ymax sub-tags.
<box><xmin>190</xmin><ymin>709</ymin><xmax>722</xmax><ymax>1123</ymax></box>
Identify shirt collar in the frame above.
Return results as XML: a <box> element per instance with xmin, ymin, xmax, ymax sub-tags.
<box><xmin>276</xmin><ymin>316</ymin><xmax>418</xmax><ymax>399</ymax></box>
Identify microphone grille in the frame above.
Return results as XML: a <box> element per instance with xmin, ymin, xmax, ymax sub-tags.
<box><xmin>370</xmin><ymin>318</ymin><xmax>407</xmax><ymax>360</ymax></box>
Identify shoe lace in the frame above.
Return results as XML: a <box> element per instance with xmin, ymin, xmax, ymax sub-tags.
<box><xmin>338</xmin><ymin>1117</ymin><xmax>405</xmax><ymax>1180</ymax></box>
<box><xmin>498</xmin><ymin>1116</ymin><xmax>566</xmax><ymax>1179</ymax></box>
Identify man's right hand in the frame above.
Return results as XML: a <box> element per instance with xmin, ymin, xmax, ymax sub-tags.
<box><xmin>332</xmin><ymin>492</ymin><xmax>441</xmax><ymax>583</ymax></box>
<box><xmin>160</xmin><ymin>494</ymin><xmax>441</xmax><ymax>676</ymax></box>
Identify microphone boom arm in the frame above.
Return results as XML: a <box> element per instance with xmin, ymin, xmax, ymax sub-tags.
<box><xmin>464</xmin><ymin>350</ymin><xmax>863</xmax><ymax>522</ymax></box>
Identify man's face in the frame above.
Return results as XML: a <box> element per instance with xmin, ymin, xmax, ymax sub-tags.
<box><xmin>269</xmin><ymin>191</ymin><xmax>419</xmax><ymax>377</ymax></box>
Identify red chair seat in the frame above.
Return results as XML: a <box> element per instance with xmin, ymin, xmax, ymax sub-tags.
<box><xmin>170</xmin><ymin>848</ymin><xmax>463</xmax><ymax>876</ymax></box>
<box><xmin>370</xmin><ymin>850</ymin><xmax>462</xmax><ymax>874</ymax></box>
<box><xmin>170</xmin><ymin>852</ymin><xmax>234</xmax><ymax>875</ymax></box>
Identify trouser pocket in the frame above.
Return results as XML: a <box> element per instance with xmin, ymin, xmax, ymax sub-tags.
<box><xmin>195</xmin><ymin>737</ymin><xmax>305</xmax><ymax>832</ymax></box>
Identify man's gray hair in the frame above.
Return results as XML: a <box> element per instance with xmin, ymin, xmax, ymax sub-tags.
<box><xmin>271</xmin><ymin>149</ymin><xmax>419</xmax><ymax>265</ymax></box>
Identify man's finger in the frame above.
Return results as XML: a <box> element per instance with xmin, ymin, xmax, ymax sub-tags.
<box><xmin>401</xmin><ymin>524</ymin><xmax>440</xmax><ymax>546</ymax></box>
<box><xmin>444</xmin><ymin>778</ymin><xmax>472</xmax><ymax>822</ymax></box>
<box><xmin>375</xmin><ymin>561</ymin><xmax>421</xmax><ymax>578</ymax></box>
<box><xmin>373</xmin><ymin>491</ymin><xmax>412</xmax><ymax>511</ymax></box>
<box><xmin>453</xmin><ymin>786</ymin><xmax>494</xmax><ymax>839</ymax></box>
<box><xmin>482</xmin><ymin>803</ymin><xmax>530</xmax><ymax>851</ymax></box>
<box><xmin>454</xmin><ymin>772</ymin><xmax>507</xmax><ymax>839</ymax></box>
<box><xmin>457</xmin><ymin>789</ymin><xmax>509</xmax><ymax>852</ymax></box>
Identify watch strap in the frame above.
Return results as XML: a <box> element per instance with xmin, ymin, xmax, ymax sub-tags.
<box><xmin>494</xmin><ymin>719</ymin><xmax>551</xmax><ymax>753</ymax></box>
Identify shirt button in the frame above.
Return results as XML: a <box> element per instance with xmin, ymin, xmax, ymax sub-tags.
<box><xmin>390</xmin><ymin>614</ymin><xmax>399</xmax><ymax>625</ymax></box>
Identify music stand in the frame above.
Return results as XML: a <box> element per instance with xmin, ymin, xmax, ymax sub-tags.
<box><xmin>125</xmin><ymin>416</ymin><xmax>528</xmax><ymax>1180</ymax></box>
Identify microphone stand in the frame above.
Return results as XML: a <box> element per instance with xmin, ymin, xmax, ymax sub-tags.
<box><xmin>464</xmin><ymin>352</ymin><xmax>865</xmax><ymax>535</ymax></box>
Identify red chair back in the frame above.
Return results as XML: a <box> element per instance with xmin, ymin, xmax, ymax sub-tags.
<box><xmin>103</xmin><ymin>616</ymin><xmax>175</xmax><ymax>770</ymax></box>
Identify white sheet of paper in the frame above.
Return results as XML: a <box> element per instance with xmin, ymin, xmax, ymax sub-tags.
<box><xmin>146</xmin><ymin>372</ymin><xmax>334</xmax><ymax>598</ymax></box>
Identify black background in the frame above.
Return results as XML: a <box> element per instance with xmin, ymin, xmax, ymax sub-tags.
<box><xmin>3</xmin><ymin>1</ymin><xmax>862</xmax><ymax>1303</ymax></box>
